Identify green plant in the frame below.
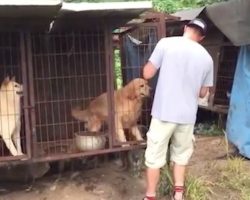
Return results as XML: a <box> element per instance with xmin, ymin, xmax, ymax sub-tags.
<box><xmin>218</xmin><ymin>157</ymin><xmax>250</xmax><ymax>200</ymax></box>
<box><xmin>114</xmin><ymin>49</ymin><xmax>123</xmax><ymax>89</ymax></box>
<box><xmin>64</xmin><ymin>0</ymin><xmax>228</xmax><ymax>13</ymax></box>
<box><xmin>195</xmin><ymin>122</ymin><xmax>224</xmax><ymax>136</ymax></box>
<box><xmin>157</xmin><ymin>165</ymin><xmax>211</xmax><ymax>200</ymax></box>
<box><xmin>226</xmin><ymin>157</ymin><xmax>244</xmax><ymax>174</ymax></box>
<box><xmin>185</xmin><ymin>176</ymin><xmax>212</xmax><ymax>200</ymax></box>
<box><xmin>153</xmin><ymin>0</ymin><xmax>228</xmax><ymax>13</ymax></box>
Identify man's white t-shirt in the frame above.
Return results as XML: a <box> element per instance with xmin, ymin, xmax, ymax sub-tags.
<box><xmin>149</xmin><ymin>36</ymin><xmax>214</xmax><ymax>124</ymax></box>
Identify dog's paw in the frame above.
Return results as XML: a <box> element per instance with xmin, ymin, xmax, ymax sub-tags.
<box><xmin>17</xmin><ymin>152</ymin><xmax>24</xmax><ymax>156</ymax></box>
<box><xmin>139</xmin><ymin>140</ymin><xmax>146</xmax><ymax>145</ymax></box>
<box><xmin>21</xmin><ymin>157</ymin><xmax>28</xmax><ymax>161</ymax></box>
<box><xmin>121</xmin><ymin>144</ymin><xmax>130</xmax><ymax>148</ymax></box>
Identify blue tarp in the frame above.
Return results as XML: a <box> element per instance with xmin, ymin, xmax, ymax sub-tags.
<box><xmin>226</xmin><ymin>45</ymin><xmax>250</xmax><ymax>159</ymax></box>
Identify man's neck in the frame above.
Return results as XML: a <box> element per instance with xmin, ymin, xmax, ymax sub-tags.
<box><xmin>183</xmin><ymin>34</ymin><xmax>198</xmax><ymax>42</ymax></box>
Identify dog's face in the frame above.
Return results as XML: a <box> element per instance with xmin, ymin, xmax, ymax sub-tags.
<box><xmin>1</xmin><ymin>76</ymin><xmax>23</xmax><ymax>97</ymax></box>
<box><xmin>85</xmin><ymin>115</ymin><xmax>102</xmax><ymax>132</ymax></box>
<box><xmin>126</xmin><ymin>78</ymin><xmax>150</xmax><ymax>100</ymax></box>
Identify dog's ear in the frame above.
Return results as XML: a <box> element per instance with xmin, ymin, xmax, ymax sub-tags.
<box><xmin>11</xmin><ymin>76</ymin><xmax>16</xmax><ymax>82</ymax></box>
<box><xmin>71</xmin><ymin>107</ymin><xmax>89</xmax><ymax>121</ymax></box>
<box><xmin>2</xmin><ymin>76</ymin><xmax>10</xmax><ymax>85</ymax></box>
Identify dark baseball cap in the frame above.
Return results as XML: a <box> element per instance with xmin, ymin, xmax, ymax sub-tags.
<box><xmin>187</xmin><ymin>18</ymin><xmax>207</xmax><ymax>35</ymax></box>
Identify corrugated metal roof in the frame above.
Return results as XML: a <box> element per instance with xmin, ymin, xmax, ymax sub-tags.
<box><xmin>58</xmin><ymin>1</ymin><xmax>152</xmax><ymax>19</ymax></box>
<box><xmin>0</xmin><ymin>0</ymin><xmax>62</xmax><ymax>18</ymax></box>
<box><xmin>206</xmin><ymin>0</ymin><xmax>250</xmax><ymax>46</ymax></box>
<box><xmin>0</xmin><ymin>1</ymin><xmax>152</xmax><ymax>19</ymax></box>
<box><xmin>61</xmin><ymin>1</ymin><xmax>152</xmax><ymax>12</ymax></box>
<box><xmin>173</xmin><ymin>0</ymin><xmax>250</xmax><ymax>46</ymax></box>
<box><xmin>173</xmin><ymin>7</ymin><xmax>205</xmax><ymax>21</ymax></box>
<box><xmin>0</xmin><ymin>1</ymin><xmax>152</xmax><ymax>31</ymax></box>
<box><xmin>0</xmin><ymin>0</ymin><xmax>62</xmax><ymax>6</ymax></box>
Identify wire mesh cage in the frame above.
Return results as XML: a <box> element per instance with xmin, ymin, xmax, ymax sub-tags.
<box><xmin>0</xmin><ymin>13</ymin><xmax>165</xmax><ymax>163</ymax></box>
<box><xmin>214</xmin><ymin>46</ymin><xmax>238</xmax><ymax>107</ymax></box>
<box><xmin>31</xmin><ymin>30</ymin><xmax>109</xmax><ymax>157</ymax></box>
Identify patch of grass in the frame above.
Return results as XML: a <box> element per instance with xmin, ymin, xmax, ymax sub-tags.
<box><xmin>186</xmin><ymin>176</ymin><xmax>212</xmax><ymax>200</ymax></box>
<box><xmin>241</xmin><ymin>188</ymin><xmax>250</xmax><ymax>200</ymax></box>
<box><xmin>226</xmin><ymin>157</ymin><xmax>244</xmax><ymax>174</ymax></box>
<box><xmin>218</xmin><ymin>157</ymin><xmax>250</xmax><ymax>200</ymax></box>
<box><xmin>214</xmin><ymin>133</ymin><xmax>250</xmax><ymax>199</ymax></box>
<box><xmin>157</xmin><ymin>165</ymin><xmax>211</xmax><ymax>200</ymax></box>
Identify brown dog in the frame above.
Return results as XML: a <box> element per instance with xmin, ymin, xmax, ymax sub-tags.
<box><xmin>72</xmin><ymin>78</ymin><xmax>150</xmax><ymax>144</ymax></box>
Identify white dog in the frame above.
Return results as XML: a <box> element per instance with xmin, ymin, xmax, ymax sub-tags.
<box><xmin>0</xmin><ymin>76</ymin><xmax>23</xmax><ymax>156</ymax></box>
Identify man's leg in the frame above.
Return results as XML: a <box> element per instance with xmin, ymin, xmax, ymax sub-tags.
<box><xmin>170</xmin><ymin>124</ymin><xmax>194</xmax><ymax>200</ymax></box>
<box><xmin>145</xmin><ymin>168</ymin><xmax>160</xmax><ymax>197</ymax></box>
<box><xmin>172</xmin><ymin>164</ymin><xmax>186</xmax><ymax>200</ymax></box>
<box><xmin>144</xmin><ymin>118</ymin><xmax>176</xmax><ymax>199</ymax></box>
<box><xmin>173</xmin><ymin>164</ymin><xmax>185</xmax><ymax>186</ymax></box>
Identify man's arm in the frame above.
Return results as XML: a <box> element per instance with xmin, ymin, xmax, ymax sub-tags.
<box><xmin>142</xmin><ymin>38</ymin><xmax>164</xmax><ymax>80</ymax></box>
<box><xmin>200</xmin><ymin>58</ymin><xmax>214</xmax><ymax>98</ymax></box>
<box><xmin>143</xmin><ymin>61</ymin><xmax>158</xmax><ymax>80</ymax></box>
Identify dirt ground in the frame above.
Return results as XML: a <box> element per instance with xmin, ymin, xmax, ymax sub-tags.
<box><xmin>0</xmin><ymin>136</ymin><xmax>249</xmax><ymax>200</ymax></box>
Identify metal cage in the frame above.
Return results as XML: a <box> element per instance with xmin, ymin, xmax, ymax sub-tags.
<box><xmin>0</xmin><ymin>13</ymin><xmax>165</xmax><ymax>164</ymax></box>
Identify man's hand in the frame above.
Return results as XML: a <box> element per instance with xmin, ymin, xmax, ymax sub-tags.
<box><xmin>143</xmin><ymin>61</ymin><xmax>157</xmax><ymax>80</ymax></box>
<box><xmin>199</xmin><ymin>86</ymin><xmax>213</xmax><ymax>98</ymax></box>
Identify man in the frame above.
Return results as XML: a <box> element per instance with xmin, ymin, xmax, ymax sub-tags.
<box><xmin>142</xmin><ymin>18</ymin><xmax>213</xmax><ymax>200</ymax></box>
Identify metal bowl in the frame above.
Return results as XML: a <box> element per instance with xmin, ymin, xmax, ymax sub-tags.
<box><xmin>75</xmin><ymin>132</ymin><xmax>106</xmax><ymax>152</ymax></box>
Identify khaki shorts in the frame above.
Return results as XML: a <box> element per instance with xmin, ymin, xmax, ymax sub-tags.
<box><xmin>145</xmin><ymin>118</ymin><xmax>194</xmax><ymax>168</ymax></box>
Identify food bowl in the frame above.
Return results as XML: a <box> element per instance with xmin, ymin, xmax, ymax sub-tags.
<box><xmin>75</xmin><ymin>132</ymin><xmax>106</xmax><ymax>152</ymax></box>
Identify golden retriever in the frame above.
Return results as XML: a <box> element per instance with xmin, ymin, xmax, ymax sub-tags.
<box><xmin>72</xmin><ymin>78</ymin><xmax>150</xmax><ymax>145</ymax></box>
<box><xmin>0</xmin><ymin>76</ymin><xmax>23</xmax><ymax>156</ymax></box>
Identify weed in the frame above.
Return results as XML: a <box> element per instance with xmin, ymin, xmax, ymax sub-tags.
<box><xmin>226</xmin><ymin>157</ymin><xmax>244</xmax><ymax>174</ymax></box>
<box><xmin>195</xmin><ymin>122</ymin><xmax>223</xmax><ymax>136</ymax></box>
<box><xmin>157</xmin><ymin>165</ymin><xmax>211</xmax><ymax>200</ymax></box>
<box><xmin>219</xmin><ymin>157</ymin><xmax>250</xmax><ymax>200</ymax></box>
<box><xmin>186</xmin><ymin>176</ymin><xmax>212</xmax><ymax>200</ymax></box>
